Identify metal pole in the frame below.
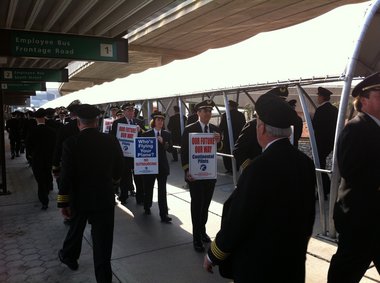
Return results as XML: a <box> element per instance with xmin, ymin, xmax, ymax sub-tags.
<box><xmin>178</xmin><ymin>97</ymin><xmax>185</xmax><ymax>135</ymax></box>
<box><xmin>0</xmin><ymin>89</ymin><xmax>9</xmax><ymax>195</ymax></box>
<box><xmin>329</xmin><ymin>0</ymin><xmax>380</xmax><ymax>238</ymax></box>
<box><xmin>296</xmin><ymin>85</ymin><xmax>326</xmax><ymax>234</ymax></box>
<box><xmin>222</xmin><ymin>92</ymin><xmax>237</xmax><ymax>186</ymax></box>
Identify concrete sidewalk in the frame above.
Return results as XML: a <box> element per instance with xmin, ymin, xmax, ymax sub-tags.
<box><xmin>0</xmin><ymin>150</ymin><xmax>379</xmax><ymax>282</ymax></box>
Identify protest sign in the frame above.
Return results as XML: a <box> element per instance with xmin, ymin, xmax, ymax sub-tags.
<box><xmin>116</xmin><ymin>123</ymin><xmax>138</xmax><ymax>157</ymax></box>
<box><xmin>102</xmin><ymin>118</ymin><xmax>113</xmax><ymax>133</ymax></box>
<box><xmin>134</xmin><ymin>137</ymin><xmax>158</xmax><ymax>175</ymax></box>
<box><xmin>189</xmin><ymin>133</ymin><xmax>217</xmax><ymax>179</ymax></box>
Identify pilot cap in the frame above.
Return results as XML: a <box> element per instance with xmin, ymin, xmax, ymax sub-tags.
<box><xmin>121</xmin><ymin>102</ymin><xmax>135</xmax><ymax>110</ymax></box>
<box><xmin>195</xmin><ymin>100</ymin><xmax>215</xmax><ymax>111</ymax></box>
<box><xmin>151</xmin><ymin>111</ymin><xmax>166</xmax><ymax>119</ymax></box>
<box><xmin>317</xmin><ymin>87</ymin><xmax>333</xmax><ymax>97</ymax></box>
<box><xmin>76</xmin><ymin>104</ymin><xmax>101</xmax><ymax>120</ymax></box>
<box><xmin>352</xmin><ymin>72</ymin><xmax>380</xmax><ymax>97</ymax></box>
<box><xmin>265</xmin><ymin>86</ymin><xmax>289</xmax><ymax>98</ymax></box>
<box><xmin>255</xmin><ymin>94</ymin><xmax>297</xmax><ymax>129</ymax></box>
<box><xmin>33</xmin><ymin>108</ymin><xmax>46</xmax><ymax>118</ymax></box>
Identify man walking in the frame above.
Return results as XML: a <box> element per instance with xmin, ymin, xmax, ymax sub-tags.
<box><xmin>328</xmin><ymin>72</ymin><xmax>380</xmax><ymax>283</ymax></box>
<box><xmin>204</xmin><ymin>93</ymin><xmax>316</xmax><ymax>282</ymax></box>
<box><xmin>57</xmin><ymin>104</ymin><xmax>124</xmax><ymax>283</ymax></box>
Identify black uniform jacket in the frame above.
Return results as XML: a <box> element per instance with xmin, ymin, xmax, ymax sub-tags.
<box><xmin>209</xmin><ymin>138</ymin><xmax>316</xmax><ymax>282</ymax></box>
<box><xmin>52</xmin><ymin>119</ymin><xmax>79</xmax><ymax>170</ymax></box>
<box><xmin>5</xmin><ymin>118</ymin><xmax>20</xmax><ymax>140</ymax></box>
<box><xmin>58</xmin><ymin>128</ymin><xmax>124</xmax><ymax>212</ymax></box>
<box><xmin>141</xmin><ymin>129</ymin><xmax>173</xmax><ymax>176</ymax></box>
<box><xmin>219</xmin><ymin>109</ymin><xmax>246</xmax><ymax>152</ymax></box>
<box><xmin>167</xmin><ymin>113</ymin><xmax>187</xmax><ymax>144</ymax></box>
<box><xmin>27</xmin><ymin>124</ymin><xmax>56</xmax><ymax>168</ymax></box>
<box><xmin>180</xmin><ymin>121</ymin><xmax>222</xmax><ymax>174</ymax></box>
<box><xmin>334</xmin><ymin>112</ymin><xmax>380</xmax><ymax>233</ymax></box>
<box><xmin>312</xmin><ymin>102</ymin><xmax>338</xmax><ymax>156</ymax></box>
<box><xmin>233</xmin><ymin>118</ymin><xmax>262</xmax><ymax>169</ymax></box>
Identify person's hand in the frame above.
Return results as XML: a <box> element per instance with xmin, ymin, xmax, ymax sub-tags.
<box><xmin>136</xmin><ymin>125</ymin><xmax>141</xmax><ymax>132</ymax></box>
<box><xmin>214</xmin><ymin>132</ymin><xmax>221</xmax><ymax>143</ymax></box>
<box><xmin>185</xmin><ymin>171</ymin><xmax>194</xmax><ymax>182</ymax></box>
<box><xmin>60</xmin><ymin>207</ymin><xmax>71</xmax><ymax>219</ymax></box>
<box><xmin>157</xmin><ymin>136</ymin><xmax>163</xmax><ymax>144</ymax></box>
<box><xmin>203</xmin><ymin>255</ymin><xmax>214</xmax><ymax>273</ymax></box>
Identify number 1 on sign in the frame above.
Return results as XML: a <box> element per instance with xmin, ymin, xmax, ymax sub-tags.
<box><xmin>100</xmin><ymin>44</ymin><xmax>113</xmax><ymax>57</ymax></box>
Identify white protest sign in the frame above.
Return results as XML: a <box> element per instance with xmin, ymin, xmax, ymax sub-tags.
<box><xmin>116</xmin><ymin>123</ymin><xmax>138</xmax><ymax>157</ymax></box>
<box><xmin>189</xmin><ymin>133</ymin><xmax>217</xmax><ymax>180</ymax></box>
<box><xmin>102</xmin><ymin>118</ymin><xmax>113</xmax><ymax>133</ymax></box>
<box><xmin>134</xmin><ymin>137</ymin><xmax>158</xmax><ymax>175</ymax></box>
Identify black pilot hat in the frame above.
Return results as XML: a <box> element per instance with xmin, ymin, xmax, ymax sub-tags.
<box><xmin>45</xmin><ymin>108</ymin><xmax>56</xmax><ymax>118</ymax></box>
<box><xmin>265</xmin><ymin>86</ymin><xmax>289</xmax><ymax>98</ymax></box>
<box><xmin>151</xmin><ymin>111</ymin><xmax>166</xmax><ymax>119</ymax></box>
<box><xmin>255</xmin><ymin>94</ymin><xmax>298</xmax><ymax>129</ymax></box>
<box><xmin>121</xmin><ymin>102</ymin><xmax>135</xmax><ymax>110</ymax></box>
<box><xmin>228</xmin><ymin>100</ymin><xmax>238</xmax><ymax>108</ymax></box>
<box><xmin>352</xmin><ymin>72</ymin><xmax>380</xmax><ymax>97</ymax></box>
<box><xmin>76</xmin><ymin>104</ymin><xmax>101</xmax><ymax>120</ymax></box>
<box><xmin>110</xmin><ymin>105</ymin><xmax>119</xmax><ymax>110</ymax></box>
<box><xmin>317</xmin><ymin>87</ymin><xmax>333</xmax><ymax>97</ymax></box>
<box><xmin>67</xmin><ymin>99</ymin><xmax>82</xmax><ymax>114</ymax></box>
<box><xmin>33</xmin><ymin>108</ymin><xmax>46</xmax><ymax>118</ymax></box>
<box><xmin>195</xmin><ymin>99</ymin><xmax>215</xmax><ymax>111</ymax></box>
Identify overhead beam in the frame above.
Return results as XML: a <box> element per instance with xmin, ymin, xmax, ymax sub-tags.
<box><xmin>129</xmin><ymin>44</ymin><xmax>196</xmax><ymax>59</ymax></box>
<box><xmin>25</xmin><ymin>0</ymin><xmax>45</xmax><ymax>29</ymax></box>
<box><xmin>43</xmin><ymin>0</ymin><xmax>73</xmax><ymax>31</ymax></box>
<box><xmin>78</xmin><ymin>0</ymin><xmax>126</xmax><ymax>34</ymax></box>
<box><xmin>61</xmin><ymin>0</ymin><xmax>98</xmax><ymax>33</ymax></box>
<box><xmin>6</xmin><ymin>0</ymin><xmax>19</xmax><ymax>28</ymax></box>
<box><xmin>94</xmin><ymin>0</ymin><xmax>153</xmax><ymax>35</ymax></box>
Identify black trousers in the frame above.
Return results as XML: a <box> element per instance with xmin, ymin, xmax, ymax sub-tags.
<box><xmin>133</xmin><ymin>173</ymin><xmax>144</xmax><ymax>204</ymax></box>
<box><xmin>9</xmin><ymin>138</ymin><xmax>20</xmax><ymax>156</ymax></box>
<box><xmin>319</xmin><ymin>152</ymin><xmax>331</xmax><ymax>197</ymax></box>
<box><xmin>327</xmin><ymin>227</ymin><xmax>380</xmax><ymax>283</ymax></box>
<box><xmin>143</xmin><ymin>174</ymin><xmax>169</xmax><ymax>217</ymax></box>
<box><xmin>328</xmin><ymin>228</ymin><xmax>380</xmax><ymax>283</ymax></box>
<box><xmin>61</xmin><ymin>207</ymin><xmax>115</xmax><ymax>283</ymax></box>
<box><xmin>188</xmin><ymin>180</ymin><xmax>215</xmax><ymax>241</ymax></box>
<box><xmin>119</xmin><ymin>158</ymin><xmax>134</xmax><ymax>202</ymax></box>
<box><xmin>32</xmin><ymin>164</ymin><xmax>53</xmax><ymax>206</ymax></box>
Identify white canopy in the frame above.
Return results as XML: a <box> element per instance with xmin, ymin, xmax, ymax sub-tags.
<box><xmin>43</xmin><ymin>2</ymin><xmax>371</xmax><ymax>108</ymax></box>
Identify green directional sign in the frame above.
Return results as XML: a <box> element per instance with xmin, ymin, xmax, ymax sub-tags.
<box><xmin>1</xmin><ymin>82</ymin><xmax>46</xmax><ymax>91</ymax></box>
<box><xmin>0</xmin><ymin>29</ymin><xmax>128</xmax><ymax>63</ymax></box>
<box><xmin>0</xmin><ymin>68</ymin><xmax>68</xmax><ymax>82</ymax></box>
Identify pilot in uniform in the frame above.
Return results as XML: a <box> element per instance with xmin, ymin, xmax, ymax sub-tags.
<box><xmin>181</xmin><ymin>99</ymin><xmax>223</xmax><ymax>252</ymax></box>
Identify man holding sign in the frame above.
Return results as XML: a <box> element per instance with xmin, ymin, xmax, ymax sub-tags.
<box><xmin>181</xmin><ymin>100</ymin><xmax>222</xmax><ymax>252</ymax></box>
<box><xmin>111</xmin><ymin>102</ymin><xmax>145</xmax><ymax>205</ymax></box>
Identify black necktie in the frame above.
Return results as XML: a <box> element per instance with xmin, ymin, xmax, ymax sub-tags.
<box><xmin>157</xmin><ymin>131</ymin><xmax>160</xmax><ymax>137</ymax></box>
<box><xmin>204</xmin><ymin>125</ymin><xmax>208</xmax><ymax>133</ymax></box>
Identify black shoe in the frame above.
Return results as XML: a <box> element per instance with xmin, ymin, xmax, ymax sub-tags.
<box><xmin>144</xmin><ymin>208</ymin><xmax>151</xmax><ymax>215</ymax></box>
<box><xmin>63</xmin><ymin>218</ymin><xmax>72</xmax><ymax>225</ymax></box>
<box><xmin>16</xmin><ymin>154</ymin><xmax>20</xmax><ymax>157</ymax></box>
<box><xmin>11</xmin><ymin>155</ymin><xmax>15</xmax><ymax>159</ymax></box>
<box><xmin>58</xmin><ymin>250</ymin><xmax>78</xmax><ymax>271</ymax></box>
<box><xmin>136</xmin><ymin>201</ymin><xmax>144</xmax><ymax>206</ymax></box>
<box><xmin>41</xmin><ymin>205</ymin><xmax>48</xmax><ymax>210</ymax></box>
<box><xmin>193</xmin><ymin>240</ymin><xmax>205</xmax><ymax>252</ymax></box>
<box><xmin>130</xmin><ymin>191</ymin><xmax>136</xmax><ymax>197</ymax></box>
<box><xmin>160</xmin><ymin>216</ymin><xmax>172</xmax><ymax>223</ymax></box>
<box><xmin>201</xmin><ymin>233</ymin><xmax>211</xmax><ymax>243</ymax></box>
<box><xmin>172</xmin><ymin>159</ymin><xmax>178</xmax><ymax>162</ymax></box>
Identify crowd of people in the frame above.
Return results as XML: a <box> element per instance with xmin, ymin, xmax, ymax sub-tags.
<box><xmin>5</xmin><ymin>72</ymin><xmax>379</xmax><ymax>283</ymax></box>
